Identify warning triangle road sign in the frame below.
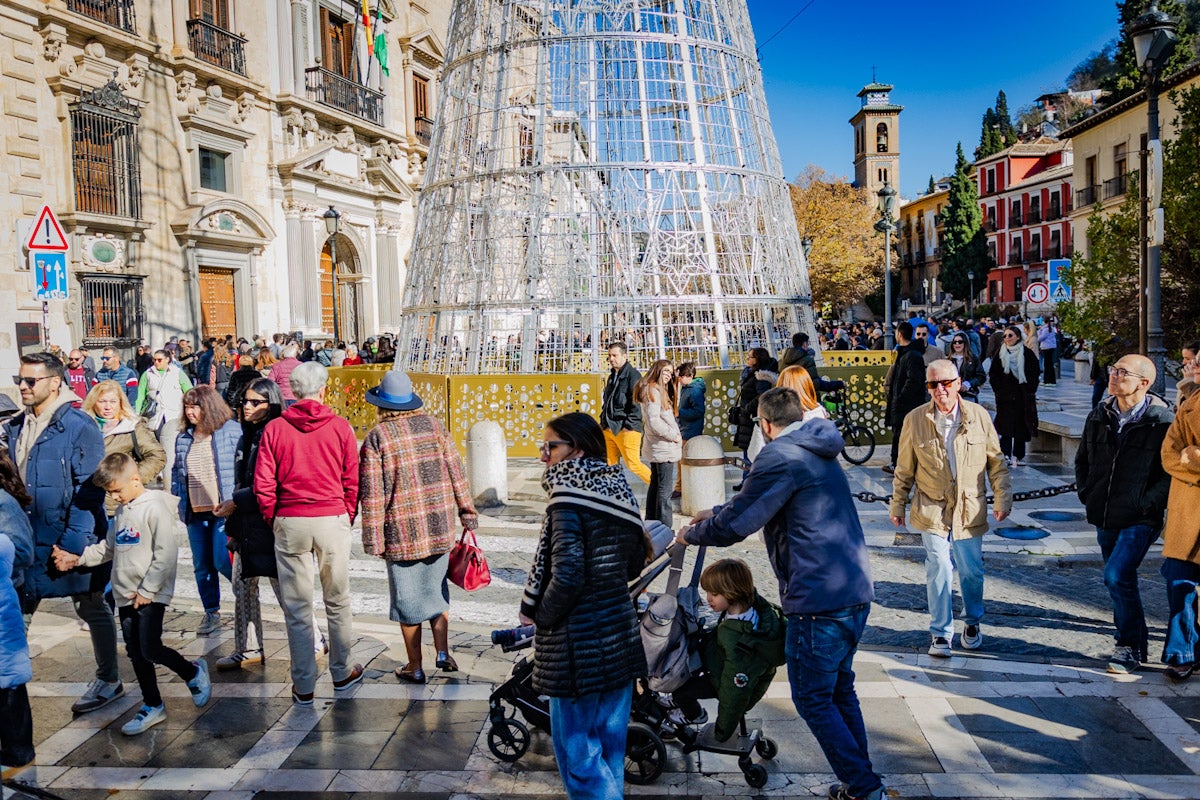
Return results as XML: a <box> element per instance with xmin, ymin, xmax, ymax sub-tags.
<box><xmin>26</xmin><ymin>206</ymin><xmax>69</xmax><ymax>252</ymax></box>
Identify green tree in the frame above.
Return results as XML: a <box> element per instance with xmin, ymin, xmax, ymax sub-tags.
<box><xmin>1160</xmin><ymin>85</ymin><xmax>1200</xmax><ymax>348</ymax></box>
<box><xmin>939</xmin><ymin>143</ymin><xmax>990</xmax><ymax>302</ymax></box>
<box><xmin>995</xmin><ymin>90</ymin><xmax>1017</xmax><ymax>145</ymax></box>
<box><xmin>1068</xmin><ymin>43</ymin><xmax>1119</xmax><ymax>91</ymax></box>
<box><xmin>1101</xmin><ymin>0</ymin><xmax>1196</xmax><ymax>102</ymax></box>
<box><xmin>978</xmin><ymin>108</ymin><xmax>1003</xmax><ymax>157</ymax></box>
<box><xmin>927</xmin><ymin>175</ymin><xmax>937</xmax><ymax>194</ymax></box>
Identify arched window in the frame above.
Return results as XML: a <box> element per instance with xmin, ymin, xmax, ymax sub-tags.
<box><xmin>876</xmin><ymin>122</ymin><xmax>889</xmax><ymax>153</ymax></box>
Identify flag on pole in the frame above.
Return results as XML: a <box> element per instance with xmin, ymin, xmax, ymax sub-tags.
<box><xmin>362</xmin><ymin>0</ymin><xmax>373</xmax><ymax>56</ymax></box>
<box><xmin>374</xmin><ymin>5</ymin><xmax>389</xmax><ymax>76</ymax></box>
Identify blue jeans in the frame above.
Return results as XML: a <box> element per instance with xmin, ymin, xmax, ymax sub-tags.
<box><xmin>1161</xmin><ymin>558</ymin><xmax>1200</xmax><ymax>667</ymax></box>
<box><xmin>786</xmin><ymin>605</ymin><xmax>881</xmax><ymax>799</ymax></box>
<box><xmin>1096</xmin><ymin>524</ymin><xmax>1158</xmax><ymax>659</ymax></box>
<box><xmin>548</xmin><ymin>683</ymin><xmax>633</xmax><ymax>800</ymax></box>
<box><xmin>921</xmin><ymin>533</ymin><xmax>984</xmax><ymax>639</ymax></box>
<box><xmin>187</xmin><ymin>513</ymin><xmax>232</xmax><ymax>612</ymax></box>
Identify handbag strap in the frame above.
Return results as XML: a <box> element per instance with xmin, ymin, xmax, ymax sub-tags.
<box><xmin>457</xmin><ymin>528</ymin><xmax>478</xmax><ymax>547</ymax></box>
<box><xmin>664</xmin><ymin>543</ymin><xmax>707</xmax><ymax>596</ymax></box>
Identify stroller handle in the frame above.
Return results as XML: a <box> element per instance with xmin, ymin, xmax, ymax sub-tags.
<box><xmin>491</xmin><ymin>624</ymin><xmax>536</xmax><ymax>652</ymax></box>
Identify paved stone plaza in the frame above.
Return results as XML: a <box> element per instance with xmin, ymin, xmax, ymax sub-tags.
<box><xmin>6</xmin><ymin>376</ymin><xmax>1200</xmax><ymax>800</ymax></box>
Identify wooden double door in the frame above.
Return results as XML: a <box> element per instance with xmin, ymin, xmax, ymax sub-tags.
<box><xmin>198</xmin><ymin>266</ymin><xmax>237</xmax><ymax>340</ymax></box>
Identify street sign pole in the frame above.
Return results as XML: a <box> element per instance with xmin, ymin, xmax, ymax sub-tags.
<box><xmin>42</xmin><ymin>301</ymin><xmax>49</xmax><ymax>349</ymax></box>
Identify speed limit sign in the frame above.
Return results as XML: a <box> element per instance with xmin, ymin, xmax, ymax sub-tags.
<box><xmin>1024</xmin><ymin>281</ymin><xmax>1049</xmax><ymax>304</ymax></box>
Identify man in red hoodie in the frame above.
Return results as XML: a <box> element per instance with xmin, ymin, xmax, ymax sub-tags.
<box><xmin>253</xmin><ymin>361</ymin><xmax>364</xmax><ymax>705</ymax></box>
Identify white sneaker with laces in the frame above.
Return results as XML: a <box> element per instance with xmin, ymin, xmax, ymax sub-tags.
<box><xmin>71</xmin><ymin>678</ymin><xmax>124</xmax><ymax>714</ymax></box>
<box><xmin>187</xmin><ymin>660</ymin><xmax>212</xmax><ymax>706</ymax></box>
<box><xmin>961</xmin><ymin>624</ymin><xmax>983</xmax><ymax>650</ymax></box>
<box><xmin>928</xmin><ymin>636</ymin><xmax>952</xmax><ymax>658</ymax></box>
<box><xmin>666</xmin><ymin>706</ymin><xmax>709</xmax><ymax>727</ymax></box>
<box><xmin>121</xmin><ymin>704</ymin><xmax>167</xmax><ymax>735</ymax></box>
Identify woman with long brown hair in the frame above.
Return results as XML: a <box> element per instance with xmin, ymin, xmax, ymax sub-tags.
<box><xmin>172</xmin><ymin>385</ymin><xmax>241</xmax><ymax>636</ymax></box>
<box><xmin>634</xmin><ymin>359</ymin><xmax>682</xmax><ymax>524</ymax></box>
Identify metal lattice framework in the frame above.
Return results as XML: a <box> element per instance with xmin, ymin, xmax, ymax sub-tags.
<box><xmin>397</xmin><ymin>0</ymin><xmax>817</xmax><ymax>373</ymax></box>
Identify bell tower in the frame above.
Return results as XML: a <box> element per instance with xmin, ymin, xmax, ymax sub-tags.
<box><xmin>850</xmin><ymin>81</ymin><xmax>902</xmax><ymax>197</ymax></box>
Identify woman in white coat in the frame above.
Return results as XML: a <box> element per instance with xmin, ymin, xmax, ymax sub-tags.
<box><xmin>634</xmin><ymin>360</ymin><xmax>682</xmax><ymax>525</ymax></box>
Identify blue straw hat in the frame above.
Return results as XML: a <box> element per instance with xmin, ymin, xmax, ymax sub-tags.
<box><xmin>365</xmin><ymin>372</ymin><xmax>423</xmax><ymax>411</ymax></box>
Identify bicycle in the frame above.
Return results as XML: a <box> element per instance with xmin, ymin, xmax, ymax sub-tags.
<box><xmin>820</xmin><ymin>385</ymin><xmax>876</xmax><ymax>465</ymax></box>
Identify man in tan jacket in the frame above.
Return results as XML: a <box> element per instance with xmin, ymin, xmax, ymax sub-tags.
<box><xmin>890</xmin><ymin>359</ymin><xmax>1012</xmax><ymax>658</ymax></box>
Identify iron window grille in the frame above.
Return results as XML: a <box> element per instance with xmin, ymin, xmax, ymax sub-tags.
<box><xmin>81</xmin><ymin>275</ymin><xmax>144</xmax><ymax>347</ymax></box>
<box><xmin>67</xmin><ymin>0</ymin><xmax>136</xmax><ymax>34</ymax></box>
<box><xmin>70</xmin><ymin>80</ymin><xmax>143</xmax><ymax>219</ymax></box>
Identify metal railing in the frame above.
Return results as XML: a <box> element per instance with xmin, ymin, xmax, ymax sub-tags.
<box><xmin>67</xmin><ymin>0</ymin><xmax>136</xmax><ymax>33</ymax></box>
<box><xmin>1010</xmin><ymin>212</ymin><xmax>1023</xmax><ymax>227</ymax></box>
<box><xmin>1025</xmin><ymin>248</ymin><xmax>1041</xmax><ymax>263</ymax></box>
<box><xmin>1076</xmin><ymin>185</ymin><xmax>1099</xmax><ymax>207</ymax></box>
<box><xmin>187</xmin><ymin>19</ymin><xmax>247</xmax><ymax>76</ymax></box>
<box><xmin>305</xmin><ymin>67</ymin><xmax>384</xmax><ymax>126</ymax></box>
<box><xmin>1046</xmin><ymin>205</ymin><xmax>1061</xmax><ymax>221</ymax></box>
<box><xmin>1103</xmin><ymin>174</ymin><xmax>1128</xmax><ymax>200</ymax></box>
<box><xmin>1028</xmin><ymin>209</ymin><xmax>1041</xmax><ymax>224</ymax></box>
<box><xmin>1046</xmin><ymin>245</ymin><xmax>1061</xmax><ymax>260</ymax></box>
<box><xmin>1007</xmin><ymin>254</ymin><xmax>1023</xmax><ymax>266</ymax></box>
<box><xmin>415</xmin><ymin>116</ymin><xmax>434</xmax><ymax>146</ymax></box>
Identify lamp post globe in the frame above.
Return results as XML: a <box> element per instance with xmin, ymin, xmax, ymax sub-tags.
<box><xmin>877</xmin><ymin>181</ymin><xmax>897</xmax><ymax>349</ymax></box>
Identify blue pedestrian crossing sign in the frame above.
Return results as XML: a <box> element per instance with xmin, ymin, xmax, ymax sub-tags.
<box><xmin>31</xmin><ymin>252</ymin><xmax>68</xmax><ymax>300</ymax></box>
<box><xmin>1047</xmin><ymin>258</ymin><xmax>1072</xmax><ymax>303</ymax></box>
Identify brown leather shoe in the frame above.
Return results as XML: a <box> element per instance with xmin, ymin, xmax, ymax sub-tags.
<box><xmin>395</xmin><ymin>665</ymin><xmax>427</xmax><ymax>684</ymax></box>
<box><xmin>291</xmin><ymin>686</ymin><xmax>314</xmax><ymax>706</ymax></box>
<box><xmin>1166</xmin><ymin>662</ymin><xmax>1195</xmax><ymax>681</ymax></box>
<box><xmin>333</xmin><ymin>664</ymin><xmax>365</xmax><ymax>691</ymax></box>
<box><xmin>436</xmin><ymin>652</ymin><xmax>458</xmax><ymax>672</ymax></box>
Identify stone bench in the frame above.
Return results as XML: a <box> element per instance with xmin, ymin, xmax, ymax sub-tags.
<box><xmin>1034</xmin><ymin>411</ymin><xmax>1085</xmax><ymax>464</ymax></box>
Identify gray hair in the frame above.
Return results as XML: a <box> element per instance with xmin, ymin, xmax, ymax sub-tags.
<box><xmin>289</xmin><ymin>361</ymin><xmax>328</xmax><ymax>399</ymax></box>
<box><xmin>281</xmin><ymin>344</ymin><xmax>299</xmax><ymax>359</ymax></box>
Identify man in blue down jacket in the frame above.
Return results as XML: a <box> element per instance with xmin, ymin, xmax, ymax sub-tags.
<box><xmin>677</xmin><ymin>387</ymin><xmax>884</xmax><ymax>800</ymax></box>
<box><xmin>6</xmin><ymin>353</ymin><xmax>120</xmax><ymax>715</ymax></box>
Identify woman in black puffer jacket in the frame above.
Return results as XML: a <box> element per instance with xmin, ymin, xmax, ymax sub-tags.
<box><xmin>519</xmin><ymin>412</ymin><xmax>646</xmax><ymax>800</ymax></box>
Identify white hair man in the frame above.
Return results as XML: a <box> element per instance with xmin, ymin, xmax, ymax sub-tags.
<box><xmin>890</xmin><ymin>359</ymin><xmax>1012</xmax><ymax>658</ymax></box>
<box><xmin>253</xmin><ymin>362</ymin><xmax>363</xmax><ymax>704</ymax></box>
<box><xmin>267</xmin><ymin>343</ymin><xmax>303</xmax><ymax>406</ymax></box>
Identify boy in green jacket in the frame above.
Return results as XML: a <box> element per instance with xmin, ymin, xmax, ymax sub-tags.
<box><xmin>667</xmin><ymin>558</ymin><xmax>785</xmax><ymax>742</ymax></box>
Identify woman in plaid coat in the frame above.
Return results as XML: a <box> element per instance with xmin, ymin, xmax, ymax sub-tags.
<box><xmin>359</xmin><ymin>372</ymin><xmax>478</xmax><ymax>684</ymax></box>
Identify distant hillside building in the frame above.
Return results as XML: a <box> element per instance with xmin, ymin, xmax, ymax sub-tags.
<box><xmin>850</xmin><ymin>81</ymin><xmax>902</xmax><ymax>197</ymax></box>
<box><xmin>897</xmin><ymin>181</ymin><xmax>949</xmax><ymax>308</ymax></box>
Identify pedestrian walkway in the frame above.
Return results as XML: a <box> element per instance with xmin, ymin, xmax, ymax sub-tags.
<box><xmin>7</xmin><ymin>598</ymin><xmax>1200</xmax><ymax>800</ymax></box>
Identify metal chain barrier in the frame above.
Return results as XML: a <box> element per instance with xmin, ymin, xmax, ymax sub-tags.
<box><xmin>854</xmin><ymin>482</ymin><xmax>1078</xmax><ymax>506</ymax></box>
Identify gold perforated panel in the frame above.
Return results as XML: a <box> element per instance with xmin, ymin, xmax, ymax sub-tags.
<box><xmin>448</xmin><ymin>375</ymin><xmax>604</xmax><ymax>457</ymax></box>
<box><xmin>823</xmin><ymin>351</ymin><xmax>896</xmax><ymax>368</ymax></box>
<box><xmin>325</xmin><ymin>365</ymin><xmax>391</xmax><ymax>439</ymax></box>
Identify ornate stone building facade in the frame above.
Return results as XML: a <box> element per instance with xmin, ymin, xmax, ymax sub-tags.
<box><xmin>0</xmin><ymin>0</ymin><xmax>449</xmax><ymax>364</ymax></box>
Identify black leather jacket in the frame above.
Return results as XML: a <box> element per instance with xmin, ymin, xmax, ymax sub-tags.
<box><xmin>1076</xmin><ymin>395</ymin><xmax>1174</xmax><ymax>530</ymax></box>
<box><xmin>601</xmin><ymin>361</ymin><xmax>643</xmax><ymax>434</ymax></box>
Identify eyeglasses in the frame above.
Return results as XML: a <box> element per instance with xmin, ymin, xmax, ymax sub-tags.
<box><xmin>243</xmin><ymin>398</ymin><xmax>268</xmax><ymax>408</ymax></box>
<box><xmin>539</xmin><ymin>439</ymin><xmax>571</xmax><ymax>455</ymax></box>
<box><xmin>101</xmin><ymin>356</ymin><xmax>114</xmax><ymax>361</ymax></box>
<box><xmin>926</xmin><ymin>378</ymin><xmax>958</xmax><ymax>390</ymax></box>
<box><xmin>952</xmin><ymin>340</ymin><xmax>966</xmax><ymax>346</ymax></box>
<box><xmin>1107</xmin><ymin>366</ymin><xmax>1146</xmax><ymax>381</ymax></box>
<box><xmin>13</xmin><ymin>375</ymin><xmax>53</xmax><ymax>387</ymax></box>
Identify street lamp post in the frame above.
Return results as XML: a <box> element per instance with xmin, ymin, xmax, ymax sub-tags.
<box><xmin>876</xmin><ymin>181</ymin><xmax>898</xmax><ymax>349</ymax></box>
<box><xmin>922</xmin><ymin>278</ymin><xmax>929</xmax><ymax>307</ymax></box>
<box><xmin>323</xmin><ymin>205</ymin><xmax>341</xmax><ymax>343</ymax></box>
<box><xmin>1128</xmin><ymin>1</ymin><xmax>1177</xmax><ymax>395</ymax></box>
<box><xmin>967</xmin><ymin>270</ymin><xmax>974</xmax><ymax>317</ymax></box>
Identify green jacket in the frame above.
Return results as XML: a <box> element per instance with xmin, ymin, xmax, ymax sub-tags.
<box><xmin>702</xmin><ymin>592</ymin><xmax>786</xmax><ymax>741</ymax></box>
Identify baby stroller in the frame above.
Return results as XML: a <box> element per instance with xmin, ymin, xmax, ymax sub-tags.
<box><xmin>486</xmin><ymin>533</ymin><xmax>776</xmax><ymax>788</ymax></box>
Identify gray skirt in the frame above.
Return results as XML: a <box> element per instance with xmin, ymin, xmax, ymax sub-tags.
<box><xmin>386</xmin><ymin>552</ymin><xmax>450</xmax><ymax>625</ymax></box>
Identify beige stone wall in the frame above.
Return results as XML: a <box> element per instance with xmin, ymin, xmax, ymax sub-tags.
<box><xmin>0</xmin><ymin>0</ymin><xmax>451</xmax><ymax>368</ymax></box>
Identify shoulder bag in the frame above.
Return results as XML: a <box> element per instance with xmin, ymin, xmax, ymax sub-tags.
<box><xmin>448</xmin><ymin>529</ymin><xmax>491</xmax><ymax>591</ymax></box>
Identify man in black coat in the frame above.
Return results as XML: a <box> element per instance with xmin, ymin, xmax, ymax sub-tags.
<box><xmin>1075</xmin><ymin>354</ymin><xmax>1174</xmax><ymax>675</ymax></box>
<box><xmin>883</xmin><ymin>321</ymin><xmax>928</xmax><ymax>474</ymax></box>
<box><xmin>600</xmin><ymin>342</ymin><xmax>650</xmax><ymax>483</ymax></box>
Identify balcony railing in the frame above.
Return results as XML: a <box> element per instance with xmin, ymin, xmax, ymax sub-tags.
<box><xmin>68</xmin><ymin>0</ymin><xmax>136</xmax><ymax>33</ymax></box>
<box><xmin>415</xmin><ymin>116</ymin><xmax>434</xmax><ymax>146</ymax></box>
<box><xmin>1007</xmin><ymin>254</ymin><xmax>1023</xmax><ymax>266</ymax></box>
<box><xmin>1076</xmin><ymin>185</ymin><xmax>1100</xmax><ymax>207</ymax></box>
<box><xmin>1028</xmin><ymin>209</ymin><xmax>1041</xmax><ymax>224</ymax></box>
<box><xmin>1046</xmin><ymin>205</ymin><xmax>1061</xmax><ymax>221</ymax></box>
<box><xmin>914</xmin><ymin>252</ymin><xmax>926</xmax><ymax>265</ymax></box>
<box><xmin>1025</xmin><ymin>248</ymin><xmax>1041</xmax><ymax>263</ymax></box>
<box><xmin>1103</xmin><ymin>174</ymin><xmax>1128</xmax><ymax>200</ymax></box>
<box><xmin>983</xmin><ymin>220</ymin><xmax>997</xmax><ymax>233</ymax></box>
<box><xmin>305</xmin><ymin>67</ymin><xmax>384</xmax><ymax>126</ymax></box>
<box><xmin>1046</xmin><ymin>245</ymin><xmax>1061</xmax><ymax>260</ymax></box>
<box><xmin>1010</xmin><ymin>212</ymin><xmax>1023</xmax><ymax>227</ymax></box>
<box><xmin>187</xmin><ymin>19</ymin><xmax>247</xmax><ymax>76</ymax></box>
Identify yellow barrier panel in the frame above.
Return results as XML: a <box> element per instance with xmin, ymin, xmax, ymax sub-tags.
<box><xmin>822</xmin><ymin>351</ymin><xmax>896</xmax><ymax>367</ymax></box>
<box><xmin>447</xmin><ymin>374</ymin><xmax>604</xmax><ymax>458</ymax></box>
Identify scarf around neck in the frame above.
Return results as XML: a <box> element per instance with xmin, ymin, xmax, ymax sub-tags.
<box><xmin>1001</xmin><ymin>342</ymin><xmax>1026</xmax><ymax>384</ymax></box>
<box><xmin>520</xmin><ymin>457</ymin><xmax>641</xmax><ymax>620</ymax></box>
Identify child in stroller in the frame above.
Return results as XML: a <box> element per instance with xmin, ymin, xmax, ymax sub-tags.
<box><xmin>658</xmin><ymin>557</ymin><xmax>785</xmax><ymax>743</ymax></box>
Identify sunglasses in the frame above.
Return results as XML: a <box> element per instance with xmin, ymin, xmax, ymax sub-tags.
<box><xmin>13</xmin><ymin>375</ymin><xmax>53</xmax><ymax>387</ymax></box>
<box><xmin>926</xmin><ymin>379</ymin><xmax>958</xmax><ymax>390</ymax></box>
<box><xmin>243</xmin><ymin>398</ymin><xmax>268</xmax><ymax>408</ymax></box>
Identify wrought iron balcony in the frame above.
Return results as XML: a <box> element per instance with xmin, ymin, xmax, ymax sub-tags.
<box><xmin>1046</xmin><ymin>245</ymin><xmax>1061</xmax><ymax>260</ymax></box>
<box><xmin>187</xmin><ymin>19</ymin><xmax>247</xmax><ymax>76</ymax></box>
<box><xmin>415</xmin><ymin>116</ymin><xmax>434</xmax><ymax>146</ymax></box>
<box><xmin>68</xmin><ymin>0</ymin><xmax>136</xmax><ymax>33</ymax></box>
<box><xmin>1007</xmin><ymin>254</ymin><xmax>1023</xmax><ymax>266</ymax></box>
<box><xmin>305</xmin><ymin>67</ymin><xmax>384</xmax><ymax>126</ymax></box>
<box><xmin>1025</xmin><ymin>248</ymin><xmax>1041</xmax><ymax>263</ymax></box>
<box><xmin>1028</xmin><ymin>209</ymin><xmax>1041</xmax><ymax>224</ymax></box>
<box><xmin>1076</xmin><ymin>185</ymin><xmax>1099</xmax><ymax>207</ymax></box>
<box><xmin>1103</xmin><ymin>174</ymin><xmax>1127</xmax><ymax>200</ymax></box>
<box><xmin>1046</xmin><ymin>204</ymin><xmax>1061</xmax><ymax>221</ymax></box>
<box><xmin>1010</xmin><ymin>212</ymin><xmax>1023</xmax><ymax>227</ymax></box>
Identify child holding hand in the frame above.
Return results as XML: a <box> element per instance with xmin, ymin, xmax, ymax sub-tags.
<box><xmin>668</xmin><ymin>558</ymin><xmax>785</xmax><ymax>742</ymax></box>
<box><xmin>53</xmin><ymin>452</ymin><xmax>212</xmax><ymax>735</ymax></box>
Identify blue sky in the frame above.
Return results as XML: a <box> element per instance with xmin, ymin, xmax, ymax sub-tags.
<box><xmin>745</xmin><ymin>0</ymin><xmax>1121</xmax><ymax>199</ymax></box>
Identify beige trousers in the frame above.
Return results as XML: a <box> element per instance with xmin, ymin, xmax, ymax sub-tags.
<box><xmin>273</xmin><ymin>514</ymin><xmax>355</xmax><ymax>694</ymax></box>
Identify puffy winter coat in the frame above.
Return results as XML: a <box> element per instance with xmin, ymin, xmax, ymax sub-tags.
<box><xmin>225</xmin><ymin>419</ymin><xmax>278</xmax><ymax>579</ymax></box>
<box><xmin>734</xmin><ymin>369</ymin><xmax>775</xmax><ymax>450</ymax></box>
<box><xmin>172</xmin><ymin>419</ymin><xmax>241</xmax><ymax>522</ymax></box>
<box><xmin>0</xmin><ymin>531</ymin><xmax>33</xmax><ymax>689</ymax></box>
<box><xmin>676</xmin><ymin>377</ymin><xmax>707</xmax><ymax>440</ymax></box>
<box><xmin>100</xmin><ymin>418</ymin><xmax>167</xmax><ymax>516</ymax></box>
<box><xmin>639</xmin><ymin>387</ymin><xmax>682</xmax><ymax>464</ymax></box>
<box><xmin>701</xmin><ymin>592</ymin><xmax>785</xmax><ymax>742</ymax></box>
<box><xmin>885</xmin><ymin>340</ymin><xmax>929</xmax><ymax>429</ymax></box>
<box><xmin>0</xmin><ymin>491</ymin><xmax>34</xmax><ymax>590</ymax></box>
<box><xmin>531</xmin><ymin>504</ymin><xmax>647</xmax><ymax>697</ymax></box>
<box><xmin>1076</xmin><ymin>394</ymin><xmax>1174</xmax><ymax>531</ymax></box>
<box><xmin>5</xmin><ymin>399</ymin><xmax>105</xmax><ymax>600</ymax></box>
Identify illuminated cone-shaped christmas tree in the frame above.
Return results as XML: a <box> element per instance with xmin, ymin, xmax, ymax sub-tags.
<box><xmin>397</xmin><ymin>0</ymin><xmax>817</xmax><ymax>373</ymax></box>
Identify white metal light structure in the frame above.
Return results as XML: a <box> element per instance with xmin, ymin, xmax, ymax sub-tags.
<box><xmin>396</xmin><ymin>0</ymin><xmax>818</xmax><ymax>373</ymax></box>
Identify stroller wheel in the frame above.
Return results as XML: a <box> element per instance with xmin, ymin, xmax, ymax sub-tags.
<box><xmin>623</xmin><ymin>722</ymin><xmax>665</xmax><ymax>785</ymax></box>
<box><xmin>743</xmin><ymin>763</ymin><xmax>768</xmax><ymax>789</ymax></box>
<box><xmin>755</xmin><ymin>736</ymin><xmax>778</xmax><ymax>760</ymax></box>
<box><xmin>488</xmin><ymin>718</ymin><xmax>530</xmax><ymax>762</ymax></box>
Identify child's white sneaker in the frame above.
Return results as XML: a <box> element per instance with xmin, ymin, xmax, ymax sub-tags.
<box><xmin>121</xmin><ymin>704</ymin><xmax>166</xmax><ymax>735</ymax></box>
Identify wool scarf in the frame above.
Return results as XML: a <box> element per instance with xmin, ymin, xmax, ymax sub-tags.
<box><xmin>519</xmin><ymin>457</ymin><xmax>641</xmax><ymax>621</ymax></box>
<box><xmin>1001</xmin><ymin>342</ymin><xmax>1027</xmax><ymax>385</ymax></box>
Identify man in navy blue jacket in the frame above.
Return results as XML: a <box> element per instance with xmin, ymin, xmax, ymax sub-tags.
<box><xmin>677</xmin><ymin>387</ymin><xmax>883</xmax><ymax>800</ymax></box>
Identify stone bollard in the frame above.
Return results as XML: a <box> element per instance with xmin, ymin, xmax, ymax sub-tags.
<box><xmin>467</xmin><ymin>421</ymin><xmax>508</xmax><ymax>508</ymax></box>
<box><xmin>680</xmin><ymin>435</ymin><xmax>726</xmax><ymax>517</ymax></box>
<box><xmin>1074</xmin><ymin>351</ymin><xmax>1091</xmax><ymax>384</ymax></box>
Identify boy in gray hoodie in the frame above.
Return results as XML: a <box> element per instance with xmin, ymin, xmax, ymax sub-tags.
<box><xmin>53</xmin><ymin>453</ymin><xmax>212</xmax><ymax>735</ymax></box>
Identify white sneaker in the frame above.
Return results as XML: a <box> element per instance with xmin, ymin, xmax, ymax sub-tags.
<box><xmin>71</xmin><ymin>678</ymin><xmax>124</xmax><ymax>714</ymax></box>
<box><xmin>121</xmin><ymin>704</ymin><xmax>167</xmax><ymax>735</ymax></box>
<box><xmin>216</xmin><ymin>649</ymin><xmax>264</xmax><ymax>671</ymax></box>
<box><xmin>197</xmin><ymin>611</ymin><xmax>222</xmax><ymax>636</ymax></box>
<box><xmin>961</xmin><ymin>625</ymin><xmax>983</xmax><ymax>650</ymax></box>
<box><xmin>666</xmin><ymin>706</ymin><xmax>709</xmax><ymax>727</ymax></box>
<box><xmin>186</xmin><ymin>660</ymin><xmax>212</xmax><ymax>706</ymax></box>
<box><xmin>928</xmin><ymin>636</ymin><xmax>952</xmax><ymax>658</ymax></box>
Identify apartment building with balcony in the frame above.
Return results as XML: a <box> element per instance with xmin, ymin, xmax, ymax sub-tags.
<box><xmin>897</xmin><ymin>181</ymin><xmax>948</xmax><ymax>308</ymax></box>
<box><xmin>975</xmin><ymin>138</ymin><xmax>1074</xmax><ymax>310</ymax></box>
<box><xmin>0</xmin><ymin>0</ymin><xmax>449</xmax><ymax>364</ymax></box>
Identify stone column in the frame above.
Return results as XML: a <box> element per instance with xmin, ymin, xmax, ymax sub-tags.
<box><xmin>290</xmin><ymin>0</ymin><xmax>310</xmax><ymax>96</ymax></box>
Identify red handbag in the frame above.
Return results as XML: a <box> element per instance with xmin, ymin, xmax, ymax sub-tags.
<box><xmin>448</xmin><ymin>529</ymin><xmax>491</xmax><ymax>591</ymax></box>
